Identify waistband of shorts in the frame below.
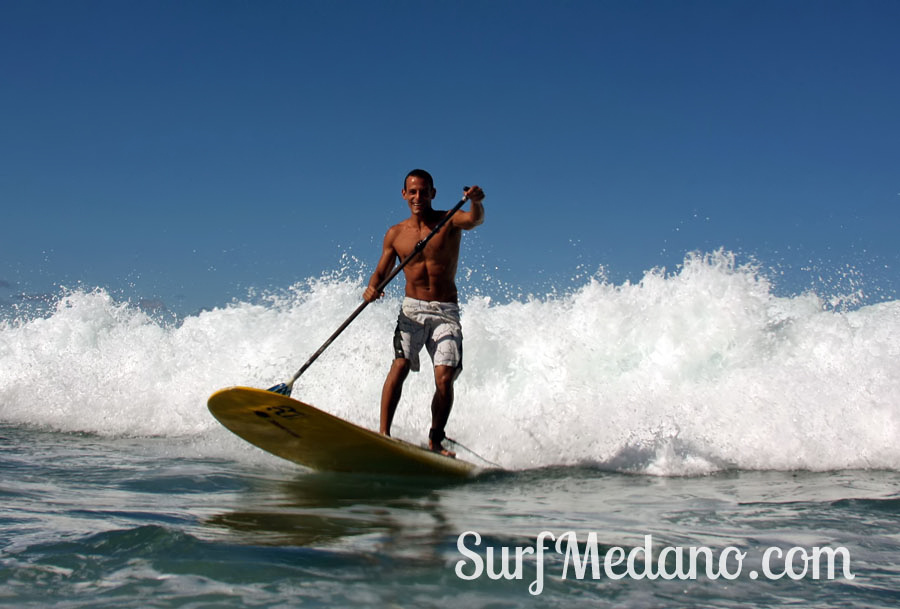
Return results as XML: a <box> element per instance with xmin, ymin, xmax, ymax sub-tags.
<box><xmin>402</xmin><ymin>297</ymin><xmax>459</xmax><ymax>310</ymax></box>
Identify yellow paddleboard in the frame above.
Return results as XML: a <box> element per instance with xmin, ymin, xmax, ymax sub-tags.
<box><xmin>208</xmin><ymin>386</ymin><xmax>477</xmax><ymax>477</ymax></box>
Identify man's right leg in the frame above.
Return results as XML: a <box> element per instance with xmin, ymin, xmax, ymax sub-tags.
<box><xmin>380</xmin><ymin>358</ymin><xmax>410</xmax><ymax>436</ymax></box>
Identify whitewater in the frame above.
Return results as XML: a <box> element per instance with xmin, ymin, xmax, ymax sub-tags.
<box><xmin>2</xmin><ymin>249</ymin><xmax>897</xmax><ymax>475</ymax></box>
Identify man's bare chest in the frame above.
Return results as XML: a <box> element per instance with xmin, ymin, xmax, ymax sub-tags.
<box><xmin>394</xmin><ymin>223</ymin><xmax>458</xmax><ymax>260</ymax></box>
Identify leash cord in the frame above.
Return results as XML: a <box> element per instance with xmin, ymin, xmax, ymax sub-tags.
<box><xmin>447</xmin><ymin>438</ymin><xmax>503</xmax><ymax>469</ymax></box>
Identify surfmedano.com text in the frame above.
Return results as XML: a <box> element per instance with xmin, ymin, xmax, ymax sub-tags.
<box><xmin>454</xmin><ymin>531</ymin><xmax>855</xmax><ymax>595</ymax></box>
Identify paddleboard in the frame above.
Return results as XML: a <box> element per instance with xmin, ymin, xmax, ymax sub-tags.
<box><xmin>208</xmin><ymin>386</ymin><xmax>477</xmax><ymax>477</ymax></box>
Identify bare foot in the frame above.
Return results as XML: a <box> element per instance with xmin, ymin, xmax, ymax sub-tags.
<box><xmin>429</xmin><ymin>444</ymin><xmax>456</xmax><ymax>458</ymax></box>
<box><xmin>428</xmin><ymin>428</ymin><xmax>456</xmax><ymax>458</ymax></box>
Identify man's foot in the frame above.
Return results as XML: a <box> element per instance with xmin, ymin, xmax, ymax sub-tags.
<box><xmin>428</xmin><ymin>428</ymin><xmax>456</xmax><ymax>458</ymax></box>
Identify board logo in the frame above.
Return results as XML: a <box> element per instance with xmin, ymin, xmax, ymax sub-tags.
<box><xmin>255</xmin><ymin>404</ymin><xmax>308</xmax><ymax>420</ymax></box>
<box><xmin>252</xmin><ymin>405</ymin><xmax>309</xmax><ymax>440</ymax></box>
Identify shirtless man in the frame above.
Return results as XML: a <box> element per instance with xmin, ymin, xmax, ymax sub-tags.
<box><xmin>363</xmin><ymin>169</ymin><xmax>485</xmax><ymax>455</ymax></box>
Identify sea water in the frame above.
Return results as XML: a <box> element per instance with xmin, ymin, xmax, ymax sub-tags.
<box><xmin>1</xmin><ymin>250</ymin><xmax>898</xmax><ymax>607</ymax></box>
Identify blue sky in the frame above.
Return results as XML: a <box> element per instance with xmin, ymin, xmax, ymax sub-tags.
<box><xmin>2</xmin><ymin>0</ymin><xmax>898</xmax><ymax>315</ymax></box>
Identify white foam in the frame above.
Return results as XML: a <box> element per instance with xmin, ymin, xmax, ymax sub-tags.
<box><xmin>2</xmin><ymin>250</ymin><xmax>898</xmax><ymax>475</ymax></box>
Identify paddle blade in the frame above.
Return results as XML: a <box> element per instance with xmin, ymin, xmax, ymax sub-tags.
<box><xmin>267</xmin><ymin>383</ymin><xmax>292</xmax><ymax>396</ymax></box>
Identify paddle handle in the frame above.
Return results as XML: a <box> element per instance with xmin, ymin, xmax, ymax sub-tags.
<box><xmin>281</xmin><ymin>192</ymin><xmax>471</xmax><ymax>392</ymax></box>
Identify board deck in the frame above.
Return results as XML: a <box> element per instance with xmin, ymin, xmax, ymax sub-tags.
<box><xmin>208</xmin><ymin>386</ymin><xmax>477</xmax><ymax>477</ymax></box>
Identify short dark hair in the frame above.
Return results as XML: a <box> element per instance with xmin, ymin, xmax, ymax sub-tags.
<box><xmin>404</xmin><ymin>168</ymin><xmax>434</xmax><ymax>191</ymax></box>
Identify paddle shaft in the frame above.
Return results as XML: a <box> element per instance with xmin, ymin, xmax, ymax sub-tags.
<box><xmin>283</xmin><ymin>194</ymin><xmax>470</xmax><ymax>389</ymax></box>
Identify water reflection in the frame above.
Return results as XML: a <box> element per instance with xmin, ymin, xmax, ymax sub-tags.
<box><xmin>205</xmin><ymin>471</ymin><xmax>469</xmax><ymax>553</ymax></box>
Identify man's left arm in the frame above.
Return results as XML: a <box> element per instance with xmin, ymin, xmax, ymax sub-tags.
<box><xmin>452</xmin><ymin>185</ymin><xmax>485</xmax><ymax>230</ymax></box>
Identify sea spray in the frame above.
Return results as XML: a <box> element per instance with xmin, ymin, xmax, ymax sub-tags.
<box><xmin>1</xmin><ymin>251</ymin><xmax>898</xmax><ymax>475</ymax></box>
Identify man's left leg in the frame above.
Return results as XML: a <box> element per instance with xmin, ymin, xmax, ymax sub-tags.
<box><xmin>429</xmin><ymin>365</ymin><xmax>456</xmax><ymax>455</ymax></box>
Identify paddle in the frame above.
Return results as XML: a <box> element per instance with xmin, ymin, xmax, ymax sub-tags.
<box><xmin>268</xmin><ymin>188</ymin><xmax>472</xmax><ymax>396</ymax></box>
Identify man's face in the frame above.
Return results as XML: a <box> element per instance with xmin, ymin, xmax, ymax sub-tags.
<box><xmin>403</xmin><ymin>176</ymin><xmax>436</xmax><ymax>217</ymax></box>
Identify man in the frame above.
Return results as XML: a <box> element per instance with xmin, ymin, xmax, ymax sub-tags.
<box><xmin>363</xmin><ymin>169</ymin><xmax>485</xmax><ymax>456</ymax></box>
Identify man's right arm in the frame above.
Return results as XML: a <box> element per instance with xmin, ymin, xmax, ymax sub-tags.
<box><xmin>363</xmin><ymin>228</ymin><xmax>398</xmax><ymax>302</ymax></box>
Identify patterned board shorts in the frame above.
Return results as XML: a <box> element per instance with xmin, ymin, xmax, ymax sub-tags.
<box><xmin>393</xmin><ymin>297</ymin><xmax>463</xmax><ymax>376</ymax></box>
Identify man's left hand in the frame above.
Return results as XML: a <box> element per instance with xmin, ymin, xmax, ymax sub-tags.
<box><xmin>465</xmin><ymin>185</ymin><xmax>485</xmax><ymax>202</ymax></box>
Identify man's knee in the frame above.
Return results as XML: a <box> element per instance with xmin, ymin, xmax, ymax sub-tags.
<box><xmin>433</xmin><ymin>365</ymin><xmax>456</xmax><ymax>391</ymax></box>
<box><xmin>389</xmin><ymin>358</ymin><xmax>411</xmax><ymax>379</ymax></box>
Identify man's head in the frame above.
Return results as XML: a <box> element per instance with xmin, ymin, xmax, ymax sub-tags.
<box><xmin>402</xmin><ymin>169</ymin><xmax>436</xmax><ymax>217</ymax></box>
<box><xmin>403</xmin><ymin>168</ymin><xmax>434</xmax><ymax>191</ymax></box>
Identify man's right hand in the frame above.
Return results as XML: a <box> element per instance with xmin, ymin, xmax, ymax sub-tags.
<box><xmin>363</xmin><ymin>286</ymin><xmax>383</xmax><ymax>302</ymax></box>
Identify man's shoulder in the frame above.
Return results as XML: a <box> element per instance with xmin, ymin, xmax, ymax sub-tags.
<box><xmin>386</xmin><ymin>220</ymin><xmax>409</xmax><ymax>236</ymax></box>
<box><xmin>384</xmin><ymin>220</ymin><xmax>410</xmax><ymax>247</ymax></box>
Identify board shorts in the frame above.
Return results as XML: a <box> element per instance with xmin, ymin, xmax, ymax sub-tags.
<box><xmin>393</xmin><ymin>297</ymin><xmax>463</xmax><ymax>377</ymax></box>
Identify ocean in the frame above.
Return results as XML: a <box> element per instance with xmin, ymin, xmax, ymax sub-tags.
<box><xmin>1</xmin><ymin>250</ymin><xmax>898</xmax><ymax>607</ymax></box>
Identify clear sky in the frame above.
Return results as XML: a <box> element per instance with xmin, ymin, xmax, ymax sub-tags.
<box><xmin>2</xmin><ymin>0</ymin><xmax>898</xmax><ymax>315</ymax></box>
